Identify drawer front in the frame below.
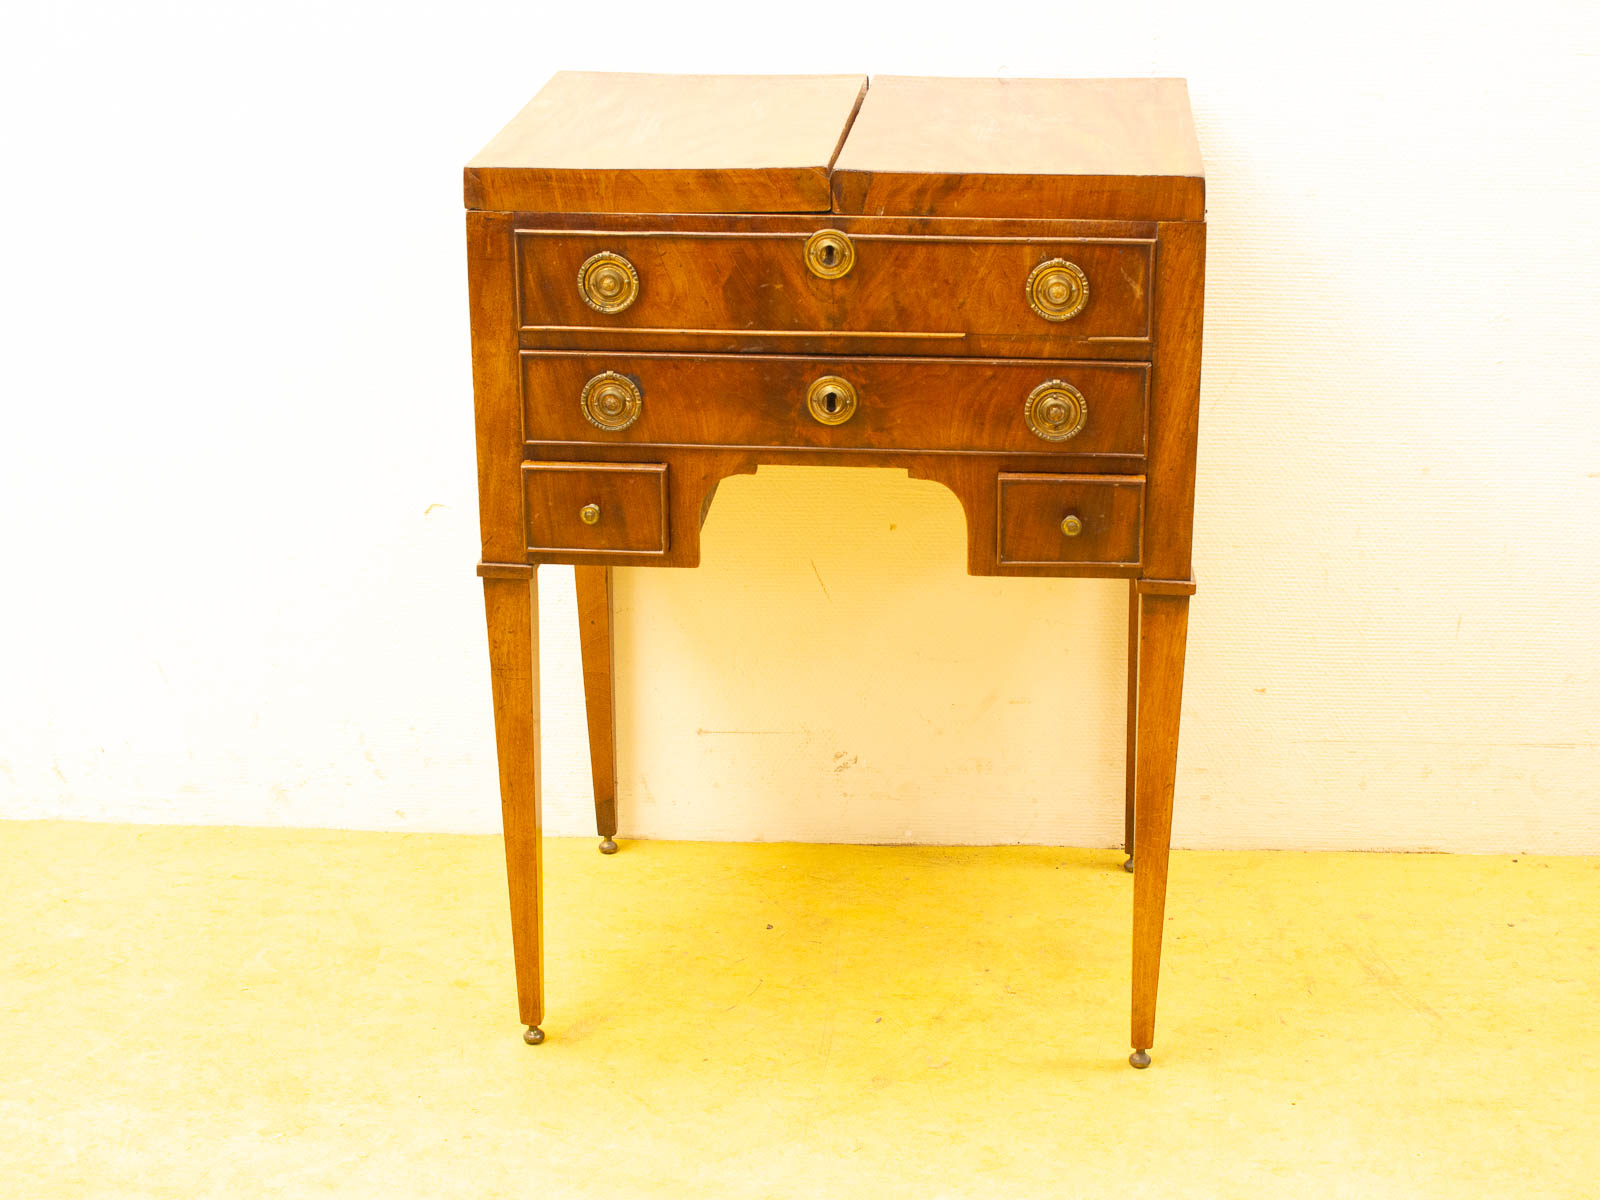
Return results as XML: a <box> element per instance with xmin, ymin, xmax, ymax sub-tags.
<box><xmin>523</xmin><ymin>462</ymin><xmax>668</xmax><ymax>555</ymax></box>
<box><xmin>997</xmin><ymin>473</ymin><xmax>1143</xmax><ymax>567</ymax></box>
<box><xmin>516</xmin><ymin>230</ymin><xmax>1151</xmax><ymax>346</ymax></box>
<box><xmin>522</xmin><ymin>353</ymin><xmax>1147</xmax><ymax>458</ymax></box>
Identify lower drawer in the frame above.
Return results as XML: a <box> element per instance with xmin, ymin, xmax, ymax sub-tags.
<box><xmin>521</xmin><ymin>351</ymin><xmax>1147</xmax><ymax>458</ymax></box>
<box><xmin>996</xmin><ymin>473</ymin><xmax>1143</xmax><ymax>567</ymax></box>
<box><xmin>523</xmin><ymin>461</ymin><xmax>668</xmax><ymax>555</ymax></box>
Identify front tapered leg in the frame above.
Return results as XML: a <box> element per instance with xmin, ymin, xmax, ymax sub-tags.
<box><xmin>575</xmin><ymin>565</ymin><xmax>619</xmax><ymax>854</ymax></box>
<box><xmin>1124</xmin><ymin>581</ymin><xmax>1140</xmax><ymax>872</ymax></box>
<box><xmin>483</xmin><ymin>573</ymin><xmax>545</xmax><ymax>1044</ymax></box>
<box><xmin>1130</xmin><ymin>593</ymin><xmax>1189</xmax><ymax>1068</ymax></box>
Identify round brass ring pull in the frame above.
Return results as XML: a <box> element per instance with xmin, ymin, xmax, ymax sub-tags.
<box><xmin>580</xmin><ymin>371</ymin><xmax>643</xmax><ymax>431</ymax></box>
<box><xmin>804</xmin><ymin>229</ymin><xmax>855</xmax><ymax>279</ymax></box>
<box><xmin>580</xmin><ymin>504</ymin><xmax>601</xmax><ymax>526</ymax></box>
<box><xmin>1026</xmin><ymin>258</ymin><xmax>1089</xmax><ymax>322</ymax></box>
<box><xmin>1024</xmin><ymin>380</ymin><xmax>1088</xmax><ymax>442</ymax></box>
<box><xmin>1060</xmin><ymin>515</ymin><xmax>1083</xmax><ymax>537</ymax></box>
<box><xmin>578</xmin><ymin>251</ymin><xmax>640</xmax><ymax>313</ymax></box>
<box><xmin>806</xmin><ymin>375</ymin><xmax>858</xmax><ymax>425</ymax></box>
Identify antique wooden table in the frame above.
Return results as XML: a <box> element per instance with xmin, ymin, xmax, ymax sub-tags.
<box><xmin>465</xmin><ymin>73</ymin><xmax>1205</xmax><ymax>1067</ymax></box>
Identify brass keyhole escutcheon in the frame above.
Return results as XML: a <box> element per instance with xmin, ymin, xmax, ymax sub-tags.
<box><xmin>1060</xmin><ymin>514</ymin><xmax>1083</xmax><ymax>537</ymax></box>
<box><xmin>580</xmin><ymin>504</ymin><xmax>601</xmax><ymax>526</ymax></box>
<box><xmin>578</xmin><ymin>251</ymin><xmax>640</xmax><ymax>314</ymax></box>
<box><xmin>806</xmin><ymin>375</ymin><xmax>858</xmax><ymax>425</ymax></box>
<box><xmin>580</xmin><ymin>371</ymin><xmax>643</xmax><ymax>431</ymax></box>
<box><xmin>1026</xmin><ymin>258</ymin><xmax>1089</xmax><ymax>322</ymax></box>
<box><xmin>804</xmin><ymin>229</ymin><xmax>855</xmax><ymax>279</ymax></box>
<box><xmin>1024</xmin><ymin>380</ymin><xmax>1088</xmax><ymax>442</ymax></box>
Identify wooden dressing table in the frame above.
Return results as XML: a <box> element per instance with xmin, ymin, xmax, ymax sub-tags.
<box><xmin>465</xmin><ymin>73</ymin><xmax>1205</xmax><ymax>1067</ymax></box>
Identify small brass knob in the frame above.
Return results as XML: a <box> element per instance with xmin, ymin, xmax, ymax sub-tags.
<box><xmin>1026</xmin><ymin>258</ymin><xmax>1089</xmax><ymax>322</ymax></box>
<box><xmin>806</xmin><ymin>375</ymin><xmax>858</xmax><ymax>425</ymax></box>
<box><xmin>580</xmin><ymin>504</ymin><xmax>601</xmax><ymax>526</ymax></box>
<box><xmin>1024</xmin><ymin>380</ymin><xmax>1088</xmax><ymax>442</ymax></box>
<box><xmin>580</xmin><ymin>371</ymin><xmax>643</xmax><ymax>431</ymax></box>
<box><xmin>1060</xmin><ymin>515</ymin><xmax>1083</xmax><ymax>537</ymax></box>
<box><xmin>804</xmin><ymin>229</ymin><xmax>855</xmax><ymax>279</ymax></box>
<box><xmin>578</xmin><ymin>251</ymin><xmax>640</xmax><ymax>314</ymax></box>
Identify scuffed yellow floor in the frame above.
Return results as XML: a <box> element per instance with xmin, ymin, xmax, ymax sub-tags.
<box><xmin>3</xmin><ymin>822</ymin><xmax>1596</xmax><ymax>1198</ymax></box>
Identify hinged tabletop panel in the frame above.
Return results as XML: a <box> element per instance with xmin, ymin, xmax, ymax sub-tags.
<box><xmin>465</xmin><ymin>72</ymin><xmax>868</xmax><ymax>214</ymax></box>
<box><xmin>831</xmin><ymin>76</ymin><xmax>1204</xmax><ymax>221</ymax></box>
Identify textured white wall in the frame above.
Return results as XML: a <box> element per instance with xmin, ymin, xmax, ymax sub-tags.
<box><xmin>1</xmin><ymin>1</ymin><xmax>1596</xmax><ymax>851</ymax></box>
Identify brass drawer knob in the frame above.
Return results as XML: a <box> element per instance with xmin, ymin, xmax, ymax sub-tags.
<box><xmin>804</xmin><ymin>229</ymin><xmax>855</xmax><ymax>279</ymax></box>
<box><xmin>580</xmin><ymin>503</ymin><xmax>601</xmax><ymax>526</ymax></box>
<box><xmin>578</xmin><ymin>251</ymin><xmax>640</xmax><ymax>314</ymax></box>
<box><xmin>1024</xmin><ymin>380</ymin><xmax>1088</xmax><ymax>442</ymax></box>
<box><xmin>580</xmin><ymin>371</ymin><xmax>643</xmax><ymax>431</ymax></box>
<box><xmin>806</xmin><ymin>375</ymin><xmax>858</xmax><ymax>425</ymax></box>
<box><xmin>1026</xmin><ymin>258</ymin><xmax>1089</xmax><ymax>322</ymax></box>
<box><xmin>1060</xmin><ymin>514</ymin><xmax>1083</xmax><ymax>537</ymax></box>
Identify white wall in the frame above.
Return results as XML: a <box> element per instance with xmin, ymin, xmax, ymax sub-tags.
<box><xmin>2</xmin><ymin>1</ymin><xmax>1596</xmax><ymax>851</ymax></box>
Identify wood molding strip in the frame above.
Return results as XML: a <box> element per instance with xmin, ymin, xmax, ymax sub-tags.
<box><xmin>1136</xmin><ymin>575</ymin><xmax>1197</xmax><ymax>596</ymax></box>
<box><xmin>477</xmin><ymin>561</ymin><xmax>534</xmax><ymax>580</ymax></box>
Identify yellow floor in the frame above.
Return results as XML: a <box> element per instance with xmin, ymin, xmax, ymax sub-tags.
<box><xmin>3</xmin><ymin>823</ymin><xmax>1596</xmax><ymax>1198</ymax></box>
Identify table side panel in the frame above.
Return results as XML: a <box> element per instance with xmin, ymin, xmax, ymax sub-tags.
<box><xmin>1141</xmin><ymin>221</ymin><xmax>1205</xmax><ymax>582</ymax></box>
<box><xmin>467</xmin><ymin>210</ymin><xmax>527</xmax><ymax>563</ymax></box>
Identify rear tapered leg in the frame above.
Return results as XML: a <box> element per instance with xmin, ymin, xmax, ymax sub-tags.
<box><xmin>483</xmin><ymin>572</ymin><xmax>545</xmax><ymax>1044</ymax></box>
<box><xmin>575</xmin><ymin>565</ymin><xmax>619</xmax><ymax>854</ymax></box>
<box><xmin>1130</xmin><ymin>593</ymin><xmax>1189</xmax><ymax>1068</ymax></box>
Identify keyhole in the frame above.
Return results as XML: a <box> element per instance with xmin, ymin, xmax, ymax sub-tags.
<box><xmin>823</xmin><ymin>389</ymin><xmax>839</xmax><ymax>413</ymax></box>
<box><xmin>820</xmin><ymin>243</ymin><xmax>837</xmax><ymax>265</ymax></box>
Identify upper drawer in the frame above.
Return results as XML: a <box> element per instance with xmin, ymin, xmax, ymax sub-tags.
<box><xmin>515</xmin><ymin>229</ymin><xmax>1152</xmax><ymax>349</ymax></box>
<box><xmin>522</xmin><ymin>352</ymin><xmax>1147</xmax><ymax>458</ymax></box>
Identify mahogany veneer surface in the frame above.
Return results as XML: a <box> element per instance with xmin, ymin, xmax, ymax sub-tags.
<box><xmin>466</xmin><ymin>72</ymin><xmax>868</xmax><ymax>213</ymax></box>
<box><xmin>832</xmin><ymin>76</ymin><xmax>1205</xmax><ymax>220</ymax></box>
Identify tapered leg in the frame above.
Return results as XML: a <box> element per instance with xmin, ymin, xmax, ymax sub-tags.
<box><xmin>1124</xmin><ymin>581</ymin><xmax>1139</xmax><ymax>872</ymax></box>
<box><xmin>1129</xmin><ymin>593</ymin><xmax>1189</xmax><ymax>1068</ymax></box>
<box><xmin>483</xmin><ymin>573</ymin><xmax>545</xmax><ymax>1044</ymax></box>
<box><xmin>575</xmin><ymin>565</ymin><xmax>619</xmax><ymax>854</ymax></box>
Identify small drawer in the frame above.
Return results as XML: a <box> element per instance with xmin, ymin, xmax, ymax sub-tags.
<box><xmin>997</xmin><ymin>473</ymin><xmax>1143</xmax><ymax>567</ymax></box>
<box><xmin>523</xmin><ymin>462</ymin><xmax>667</xmax><ymax>555</ymax></box>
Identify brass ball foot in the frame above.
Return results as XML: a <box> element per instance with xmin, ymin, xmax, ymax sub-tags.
<box><xmin>524</xmin><ymin>1025</ymin><xmax>545</xmax><ymax>1045</ymax></box>
<box><xmin>1129</xmin><ymin>1049</ymin><xmax>1150</xmax><ymax>1069</ymax></box>
<box><xmin>1123</xmin><ymin>855</ymin><xmax>1134</xmax><ymax>873</ymax></box>
<box><xmin>599</xmin><ymin>837</ymin><xmax>618</xmax><ymax>855</ymax></box>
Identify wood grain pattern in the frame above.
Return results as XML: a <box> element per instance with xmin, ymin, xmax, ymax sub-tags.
<box><xmin>1131</xmin><ymin>593</ymin><xmax>1190</xmax><ymax>1057</ymax></box>
<box><xmin>521</xmin><ymin>352</ymin><xmax>1148</xmax><ymax>458</ymax></box>
<box><xmin>516</xmin><ymin>226</ymin><xmax>1152</xmax><ymax>349</ymax></box>
<box><xmin>523</xmin><ymin>462</ymin><xmax>667</xmax><ymax>555</ymax></box>
<box><xmin>996</xmin><ymin>473</ymin><xmax>1144</xmax><ymax>566</ymax></box>
<box><xmin>575</xmin><ymin>566</ymin><xmax>618</xmax><ymax>842</ymax></box>
<box><xmin>833</xmin><ymin>77</ymin><xmax>1204</xmax><ymax>221</ymax></box>
<box><xmin>482</xmin><ymin>574</ymin><xmax>544</xmax><ymax>1031</ymax></box>
<box><xmin>466</xmin><ymin>72</ymin><xmax>867</xmax><ymax>213</ymax></box>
